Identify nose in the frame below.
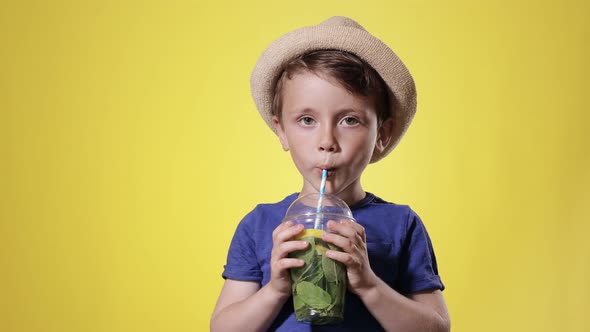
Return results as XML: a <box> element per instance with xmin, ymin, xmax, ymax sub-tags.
<box><xmin>318</xmin><ymin>125</ymin><xmax>338</xmax><ymax>152</ymax></box>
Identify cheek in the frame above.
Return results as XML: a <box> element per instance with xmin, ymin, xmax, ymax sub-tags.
<box><xmin>286</xmin><ymin>131</ymin><xmax>313</xmax><ymax>146</ymax></box>
<box><xmin>350</xmin><ymin>131</ymin><xmax>377</xmax><ymax>150</ymax></box>
<box><xmin>285</xmin><ymin>133</ymin><xmax>311</xmax><ymax>156</ymax></box>
<box><xmin>347</xmin><ymin>134</ymin><xmax>378</xmax><ymax>163</ymax></box>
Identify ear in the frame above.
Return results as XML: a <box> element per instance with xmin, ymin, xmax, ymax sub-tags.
<box><xmin>372</xmin><ymin>117</ymin><xmax>394</xmax><ymax>159</ymax></box>
<box><xmin>272</xmin><ymin>116</ymin><xmax>289</xmax><ymax>151</ymax></box>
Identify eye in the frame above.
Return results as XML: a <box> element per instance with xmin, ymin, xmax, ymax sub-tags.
<box><xmin>341</xmin><ymin>116</ymin><xmax>360</xmax><ymax>126</ymax></box>
<box><xmin>298</xmin><ymin>116</ymin><xmax>315</xmax><ymax>126</ymax></box>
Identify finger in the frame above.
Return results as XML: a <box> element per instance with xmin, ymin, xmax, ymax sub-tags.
<box><xmin>272</xmin><ymin>220</ymin><xmax>292</xmax><ymax>238</ymax></box>
<box><xmin>325</xmin><ymin>249</ymin><xmax>357</xmax><ymax>268</ymax></box>
<box><xmin>326</xmin><ymin>219</ymin><xmax>354</xmax><ymax>238</ymax></box>
<box><xmin>277</xmin><ymin>223</ymin><xmax>305</xmax><ymax>243</ymax></box>
<box><xmin>324</xmin><ymin>224</ymin><xmax>364</xmax><ymax>252</ymax></box>
<box><xmin>321</xmin><ymin>231</ymin><xmax>352</xmax><ymax>252</ymax></box>
<box><xmin>274</xmin><ymin>240</ymin><xmax>309</xmax><ymax>259</ymax></box>
<box><xmin>327</xmin><ymin>219</ymin><xmax>366</xmax><ymax>241</ymax></box>
<box><xmin>274</xmin><ymin>257</ymin><xmax>306</xmax><ymax>271</ymax></box>
<box><xmin>273</xmin><ymin>222</ymin><xmax>304</xmax><ymax>243</ymax></box>
<box><xmin>346</xmin><ymin>219</ymin><xmax>367</xmax><ymax>242</ymax></box>
<box><xmin>340</xmin><ymin>218</ymin><xmax>365</xmax><ymax>237</ymax></box>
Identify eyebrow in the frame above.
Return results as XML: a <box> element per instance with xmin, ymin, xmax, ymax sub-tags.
<box><xmin>284</xmin><ymin>107</ymin><xmax>319</xmax><ymax>116</ymax></box>
<box><xmin>287</xmin><ymin>107</ymin><xmax>366</xmax><ymax>116</ymax></box>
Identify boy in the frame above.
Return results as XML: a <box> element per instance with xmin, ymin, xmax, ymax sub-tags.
<box><xmin>211</xmin><ymin>16</ymin><xmax>450</xmax><ymax>331</ymax></box>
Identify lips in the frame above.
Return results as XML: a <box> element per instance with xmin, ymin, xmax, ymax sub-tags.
<box><xmin>318</xmin><ymin>166</ymin><xmax>334</xmax><ymax>177</ymax></box>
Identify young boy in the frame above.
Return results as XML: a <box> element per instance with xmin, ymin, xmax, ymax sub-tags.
<box><xmin>211</xmin><ymin>16</ymin><xmax>450</xmax><ymax>331</ymax></box>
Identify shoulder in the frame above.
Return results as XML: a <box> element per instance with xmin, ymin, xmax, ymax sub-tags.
<box><xmin>352</xmin><ymin>193</ymin><xmax>423</xmax><ymax>242</ymax></box>
<box><xmin>237</xmin><ymin>193</ymin><xmax>299</xmax><ymax>230</ymax></box>
<box><xmin>354</xmin><ymin>192</ymin><xmax>417</xmax><ymax>223</ymax></box>
<box><xmin>353</xmin><ymin>193</ymin><xmax>436</xmax><ymax>245</ymax></box>
<box><xmin>254</xmin><ymin>192</ymin><xmax>298</xmax><ymax>213</ymax></box>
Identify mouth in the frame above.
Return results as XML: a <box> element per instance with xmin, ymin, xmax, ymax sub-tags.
<box><xmin>317</xmin><ymin>166</ymin><xmax>335</xmax><ymax>177</ymax></box>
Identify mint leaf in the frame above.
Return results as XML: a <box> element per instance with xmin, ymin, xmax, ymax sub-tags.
<box><xmin>296</xmin><ymin>281</ymin><xmax>332</xmax><ymax>309</ymax></box>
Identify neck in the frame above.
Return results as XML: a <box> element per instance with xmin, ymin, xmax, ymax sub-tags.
<box><xmin>335</xmin><ymin>186</ymin><xmax>366</xmax><ymax>207</ymax></box>
<box><xmin>299</xmin><ymin>180</ymin><xmax>366</xmax><ymax>207</ymax></box>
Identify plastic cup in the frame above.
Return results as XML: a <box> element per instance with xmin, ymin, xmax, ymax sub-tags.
<box><xmin>284</xmin><ymin>193</ymin><xmax>354</xmax><ymax>325</ymax></box>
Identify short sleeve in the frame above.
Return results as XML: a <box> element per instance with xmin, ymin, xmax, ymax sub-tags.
<box><xmin>222</xmin><ymin>210</ymin><xmax>263</xmax><ymax>282</ymax></box>
<box><xmin>396</xmin><ymin>209</ymin><xmax>445</xmax><ymax>294</ymax></box>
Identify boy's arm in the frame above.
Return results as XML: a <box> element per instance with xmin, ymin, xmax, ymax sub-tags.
<box><xmin>211</xmin><ymin>221</ymin><xmax>308</xmax><ymax>332</ymax></box>
<box><xmin>210</xmin><ymin>279</ymin><xmax>290</xmax><ymax>332</ymax></box>
<box><xmin>324</xmin><ymin>219</ymin><xmax>450</xmax><ymax>332</ymax></box>
<box><xmin>358</xmin><ymin>283</ymin><xmax>450</xmax><ymax>332</ymax></box>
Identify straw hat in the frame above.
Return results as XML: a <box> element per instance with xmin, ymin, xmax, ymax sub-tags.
<box><xmin>250</xmin><ymin>16</ymin><xmax>416</xmax><ymax>162</ymax></box>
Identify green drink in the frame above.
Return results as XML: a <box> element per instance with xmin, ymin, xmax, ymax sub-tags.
<box><xmin>284</xmin><ymin>193</ymin><xmax>354</xmax><ymax>325</ymax></box>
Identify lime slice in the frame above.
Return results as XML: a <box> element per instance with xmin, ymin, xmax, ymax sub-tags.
<box><xmin>295</xmin><ymin>229</ymin><xmax>323</xmax><ymax>240</ymax></box>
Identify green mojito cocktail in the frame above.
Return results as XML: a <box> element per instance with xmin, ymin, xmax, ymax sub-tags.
<box><xmin>285</xmin><ymin>193</ymin><xmax>354</xmax><ymax>325</ymax></box>
<box><xmin>290</xmin><ymin>228</ymin><xmax>347</xmax><ymax>324</ymax></box>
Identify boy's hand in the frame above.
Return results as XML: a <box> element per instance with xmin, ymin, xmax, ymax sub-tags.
<box><xmin>322</xmin><ymin>219</ymin><xmax>379</xmax><ymax>295</ymax></box>
<box><xmin>268</xmin><ymin>221</ymin><xmax>308</xmax><ymax>298</ymax></box>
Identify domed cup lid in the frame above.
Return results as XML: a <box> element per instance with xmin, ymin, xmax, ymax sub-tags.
<box><xmin>284</xmin><ymin>193</ymin><xmax>354</xmax><ymax>222</ymax></box>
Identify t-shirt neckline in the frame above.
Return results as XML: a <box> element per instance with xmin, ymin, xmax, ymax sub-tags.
<box><xmin>285</xmin><ymin>192</ymin><xmax>376</xmax><ymax>210</ymax></box>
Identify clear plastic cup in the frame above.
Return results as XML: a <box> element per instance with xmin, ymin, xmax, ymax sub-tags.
<box><xmin>284</xmin><ymin>193</ymin><xmax>354</xmax><ymax>325</ymax></box>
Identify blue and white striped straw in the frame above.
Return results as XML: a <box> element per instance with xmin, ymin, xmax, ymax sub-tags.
<box><xmin>314</xmin><ymin>169</ymin><xmax>328</xmax><ymax>229</ymax></box>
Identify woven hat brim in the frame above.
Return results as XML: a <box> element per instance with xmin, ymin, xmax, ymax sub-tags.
<box><xmin>250</xmin><ymin>18</ymin><xmax>417</xmax><ymax>162</ymax></box>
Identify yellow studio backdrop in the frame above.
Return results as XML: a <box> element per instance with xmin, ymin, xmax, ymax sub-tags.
<box><xmin>1</xmin><ymin>0</ymin><xmax>588</xmax><ymax>331</ymax></box>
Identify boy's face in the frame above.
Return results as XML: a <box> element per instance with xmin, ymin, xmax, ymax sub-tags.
<box><xmin>273</xmin><ymin>71</ymin><xmax>392</xmax><ymax>202</ymax></box>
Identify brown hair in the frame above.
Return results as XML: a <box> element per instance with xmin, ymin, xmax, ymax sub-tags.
<box><xmin>271</xmin><ymin>50</ymin><xmax>391</xmax><ymax>125</ymax></box>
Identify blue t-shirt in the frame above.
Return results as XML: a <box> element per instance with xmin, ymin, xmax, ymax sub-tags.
<box><xmin>222</xmin><ymin>193</ymin><xmax>444</xmax><ymax>331</ymax></box>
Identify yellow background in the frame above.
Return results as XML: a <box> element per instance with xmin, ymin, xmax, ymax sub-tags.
<box><xmin>1</xmin><ymin>0</ymin><xmax>588</xmax><ymax>331</ymax></box>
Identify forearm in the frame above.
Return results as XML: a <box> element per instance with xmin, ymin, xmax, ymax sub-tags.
<box><xmin>358</xmin><ymin>278</ymin><xmax>450</xmax><ymax>332</ymax></box>
<box><xmin>210</xmin><ymin>284</ymin><xmax>290</xmax><ymax>332</ymax></box>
